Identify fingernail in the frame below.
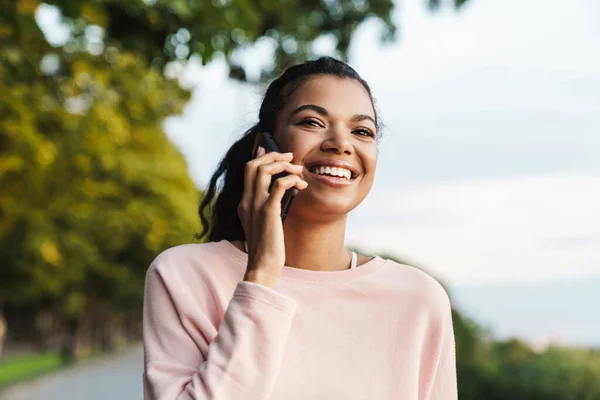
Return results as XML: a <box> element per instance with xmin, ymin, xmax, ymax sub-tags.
<box><xmin>257</xmin><ymin>146</ymin><xmax>265</xmax><ymax>156</ymax></box>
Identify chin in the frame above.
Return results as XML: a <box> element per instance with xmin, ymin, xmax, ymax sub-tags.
<box><xmin>291</xmin><ymin>192</ymin><xmax>360</xmax><ymax>221</ymax></box>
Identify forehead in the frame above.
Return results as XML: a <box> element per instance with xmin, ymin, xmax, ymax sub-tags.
<box><xmin>283</xmin><ymin>75</ymin><xmax>375</xmax><ymax>119</ymax></box>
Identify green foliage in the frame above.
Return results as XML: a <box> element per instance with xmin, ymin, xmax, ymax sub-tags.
<box><xmin>0</xmin><ymin>2</ymin><xmax>198</xmax><ymax>319</ymax></box>
<box><xmin>457</xmin><ymin>339</ymin><xmax>600</xmax><ymax>399</ymax></box>
<box><xmin>0</xmin><ymin>0</ymin><xmax>402</xmax><ymax>333</ymax></box>
<box><xmin>45</xmin><ymin>0</ymin><xmax>398</xmax><ymax>81</ymax></box>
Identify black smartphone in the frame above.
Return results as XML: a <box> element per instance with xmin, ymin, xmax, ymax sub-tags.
<box><xmin>253</xmin><ymin>132</ymin><xmax>298</xmax><ymax>223</ymax></box>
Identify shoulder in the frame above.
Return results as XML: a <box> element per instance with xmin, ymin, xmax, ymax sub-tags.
<box><xmin>377</xmin><ymin>257</ymin><xmax>452</xmax><ymax>316</ymax></box>
<box><xmin>146</xmin><ymin>241</ymin><xmax>243</xmax><ymax>288</ymax></box>
<box><xmin>150</xmin><ymin>242</ymin><xmax>218</xmax><ymax>269</ymax></box>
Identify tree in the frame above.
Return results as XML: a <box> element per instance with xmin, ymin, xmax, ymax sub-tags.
<box><xmin>1</xmin><ymin>1</ymin><xmax>198</xmax><ymax>356</ymax></box>
<box><xmin>45</xmin><ymin>0</ymin><xmax>397</xmax><ymax>81</ymax></box>
<box><xmin>1</xmin><ymin>0</ymin><xmax>471</xmax><ymax>357</ymax></box>
<box><xmin>43</xmin><ymin>0</ymin><xmax>469</xmax><ymax>80</ymax></box>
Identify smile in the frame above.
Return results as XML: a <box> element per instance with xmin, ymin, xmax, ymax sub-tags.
<box><xmin>308</xmin><ymin>165</ymin><xmax>353</xmax><ymax>180</ymax></box>
<box><xmin>306</xmin><ymin>166</ymin><xmax>356</xmax><ymax>187</ymax></box>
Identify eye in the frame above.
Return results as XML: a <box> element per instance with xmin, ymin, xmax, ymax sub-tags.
<box><xmin>300</xmin><ymin>118</ymin><xmax>323</xmax><ymax>128</ymax></box>
<box><xmin>353</xmin><ymin>128</ymin><xmax>375</xmax><ymax>138</ymax></box>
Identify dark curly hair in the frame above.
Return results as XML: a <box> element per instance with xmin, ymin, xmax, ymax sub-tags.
<box><xmin>197</xmin><ymin>56</ymin><xmax>380</xmax><ymax>242</ymax></box>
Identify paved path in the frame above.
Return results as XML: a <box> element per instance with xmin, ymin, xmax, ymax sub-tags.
<box><xmin>1</xmin><ymin>345</ymin><xmax>144</xmax><ymax>400</ymax></box>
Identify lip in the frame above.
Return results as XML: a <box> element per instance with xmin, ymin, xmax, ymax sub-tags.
<box><xmin>307</xmin><ymin>172</ymin><xmax>354</xmax><ymax>188</ymax></box>
<box><xmin>305</xmin><ymin>159</ymin><xmax>360</xmax><ymax>179</ymax></box>
<box><xmin>304</xmin><ymin>159</ymin><xmax>359</xmax><ymax>188</ymax></box>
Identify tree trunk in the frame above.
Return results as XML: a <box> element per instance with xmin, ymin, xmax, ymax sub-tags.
<box><xmin>0</xmin><ymin>305</ymin><xmax>6</xmax><ymax>358</ymax></box>
<box><xmin>60</xmin><ymin>317</ymin><xmax>79</xmax><ymax>363</ymax></box>
<box><xmin>99</xmin><ymin>316</ymin><xmax>115</xmax><ymax>352</ymax></box>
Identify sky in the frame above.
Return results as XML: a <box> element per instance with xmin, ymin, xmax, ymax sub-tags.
<box><xmin>165</xmin><ymin>0</ymin><xmax>600</xmax><ymax>287</ymax></box>
<box><xmin>33</xmin><ymin>0</ymin><xmax>600</xmax><ymax>346</ymax></box>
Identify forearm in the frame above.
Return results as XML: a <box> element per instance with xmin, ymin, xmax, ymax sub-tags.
<box><xmin>144</xmin><ymin>269</ymin><xmax>297</xmax><ymax>400</ymax></box>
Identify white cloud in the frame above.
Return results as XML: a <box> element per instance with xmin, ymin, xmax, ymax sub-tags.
<box><xmin>350</xmin><ymin>0</ymin><xmax>600</xmax><ymax>81</ymax></box>
<box><xmin>347</xmin><ymin>174</ymin><xmax>600</xmax><ymax>285</ymax></box>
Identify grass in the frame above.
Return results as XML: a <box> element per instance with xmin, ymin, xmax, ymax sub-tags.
<box><xmin>0</xmin><ymin>340</ymin><xmax>139</xmax><ymax>389</ymax></box>
<box><xmin>0</xmin><ymin>352</ymin><xmax>64</xmax><ymax>387</ymax></box>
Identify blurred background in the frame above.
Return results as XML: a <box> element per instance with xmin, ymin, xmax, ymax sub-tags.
<box><xmin>1</xmin><ymin>0</ymin><xmax>599</xmax><ymax>399</ymax></box>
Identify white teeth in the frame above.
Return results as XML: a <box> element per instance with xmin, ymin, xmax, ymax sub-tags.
<box><xmin>311</xmin><ymin>166</ymin><xmax>352</xmax><ymax>180</ymax></box>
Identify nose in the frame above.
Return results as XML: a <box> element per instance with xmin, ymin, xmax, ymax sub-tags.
<box><xmin>320</xmin><ymin>124</ymin><xmax>352</xmax><ymax>155</ymax></box>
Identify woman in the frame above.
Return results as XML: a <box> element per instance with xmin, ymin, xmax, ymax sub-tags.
<box><xmin>143</xmin><ymin>57</ymin><xmax>457</xmax><ymax>400</ymax></box>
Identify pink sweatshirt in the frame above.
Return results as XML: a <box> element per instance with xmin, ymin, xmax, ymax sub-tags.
<box><xmin>143</xmin><ymin>240</ymin><xmax>457</xmax><ymax>400</ymax></box>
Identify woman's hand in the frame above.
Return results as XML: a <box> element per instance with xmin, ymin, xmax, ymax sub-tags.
<box><xmin>238</xmin><ymin>146</ymin><xmax>308</xmax><ymax>288</ymax></box>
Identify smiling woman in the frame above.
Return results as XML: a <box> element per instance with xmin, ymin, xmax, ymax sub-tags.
<box><xmin>142</xmin><ymin>57</ymin><xmax>457</xmax><ymax>400</ymax></box>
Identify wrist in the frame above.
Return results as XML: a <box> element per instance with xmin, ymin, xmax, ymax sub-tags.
<box><xmin>243</xmin><ymin>269</ymin><xmax>278</xmax><ymax>288</ymax></box>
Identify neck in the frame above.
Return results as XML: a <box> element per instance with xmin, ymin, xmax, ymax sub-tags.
<box><xmin>281</xmin><ymin>212</ymin><xmax>351</xmax><ymax>272</ymax></box>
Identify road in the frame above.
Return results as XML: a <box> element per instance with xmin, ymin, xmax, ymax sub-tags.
<box><xmin>1</xmin><ymin>345</ymin><xmax>144</xmax><ymax>400</ymax></box>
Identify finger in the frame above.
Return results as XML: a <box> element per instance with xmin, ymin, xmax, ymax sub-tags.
<box><xmin>243</xmin><ymin>152</ymin><xmax>293</xmax><ymax>201</ymax></box>
<box><xmin>253</xmin><ymin>162</ymin><xmax>303</xmax><ymax>206</ymax></box>
<box><xmin>252</xmin><ymin>150</ymin><xmax>293</xmax><ymax>165</ymax></box>
<box><xmin>252</xmin><ymin>145</ymin><xmax>266</xmax><ymax>159</ymax></box>
<box><xmin>241</xmin><ymin>152</ymin><xmax>293</xmax><ymax>218</ymax></box>
<box><xmin>256</xmin><ymin>161</ymin><xmax>303</xmax><ymax>185</ymax></box>
<box><xmin>264</xmin><ymin>175</ymin><xmax>307</xmax><ymax>213</ymax></box>
<box><xmin>241</xmin><ymin>152</ymin><xmax>295</xmax><ymax>232</ymax></box>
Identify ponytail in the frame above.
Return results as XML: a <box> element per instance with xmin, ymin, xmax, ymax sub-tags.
<box><xmin>197</xmin><ymin>125</ymin><xmax>259</xmax><ymax>242</ymax></box>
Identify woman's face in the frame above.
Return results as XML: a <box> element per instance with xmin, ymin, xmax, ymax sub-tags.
<box><xmin>274</xmin><ymin>75</ymin><xmax>378</xmax><ymax>220</ymax></box>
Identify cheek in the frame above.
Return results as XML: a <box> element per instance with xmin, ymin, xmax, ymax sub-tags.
<box><xmin>279</xmin><ymin>131</ymin><xmax>314</xmax><ymax>156</ymax></box>
<box><xmin>362</xmin><ymin>147</ymin><xmax>378</xmax><ymax>173</ymax></box>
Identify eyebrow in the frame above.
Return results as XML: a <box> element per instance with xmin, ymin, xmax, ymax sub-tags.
<box><xmin>291</xmin><ymin>104</ymin><xmax>376</xmax><ymax>126</ymax></box>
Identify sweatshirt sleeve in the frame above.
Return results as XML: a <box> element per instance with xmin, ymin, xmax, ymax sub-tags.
<box><xmin>143</xmin><ymin>261</ymin><xmax>298</xmax><ymax>400</ymax></box>
<box><xmin>428</xmin><ymin>298</ymin><xmax>458</xmax><ymax>400</ymax></box>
